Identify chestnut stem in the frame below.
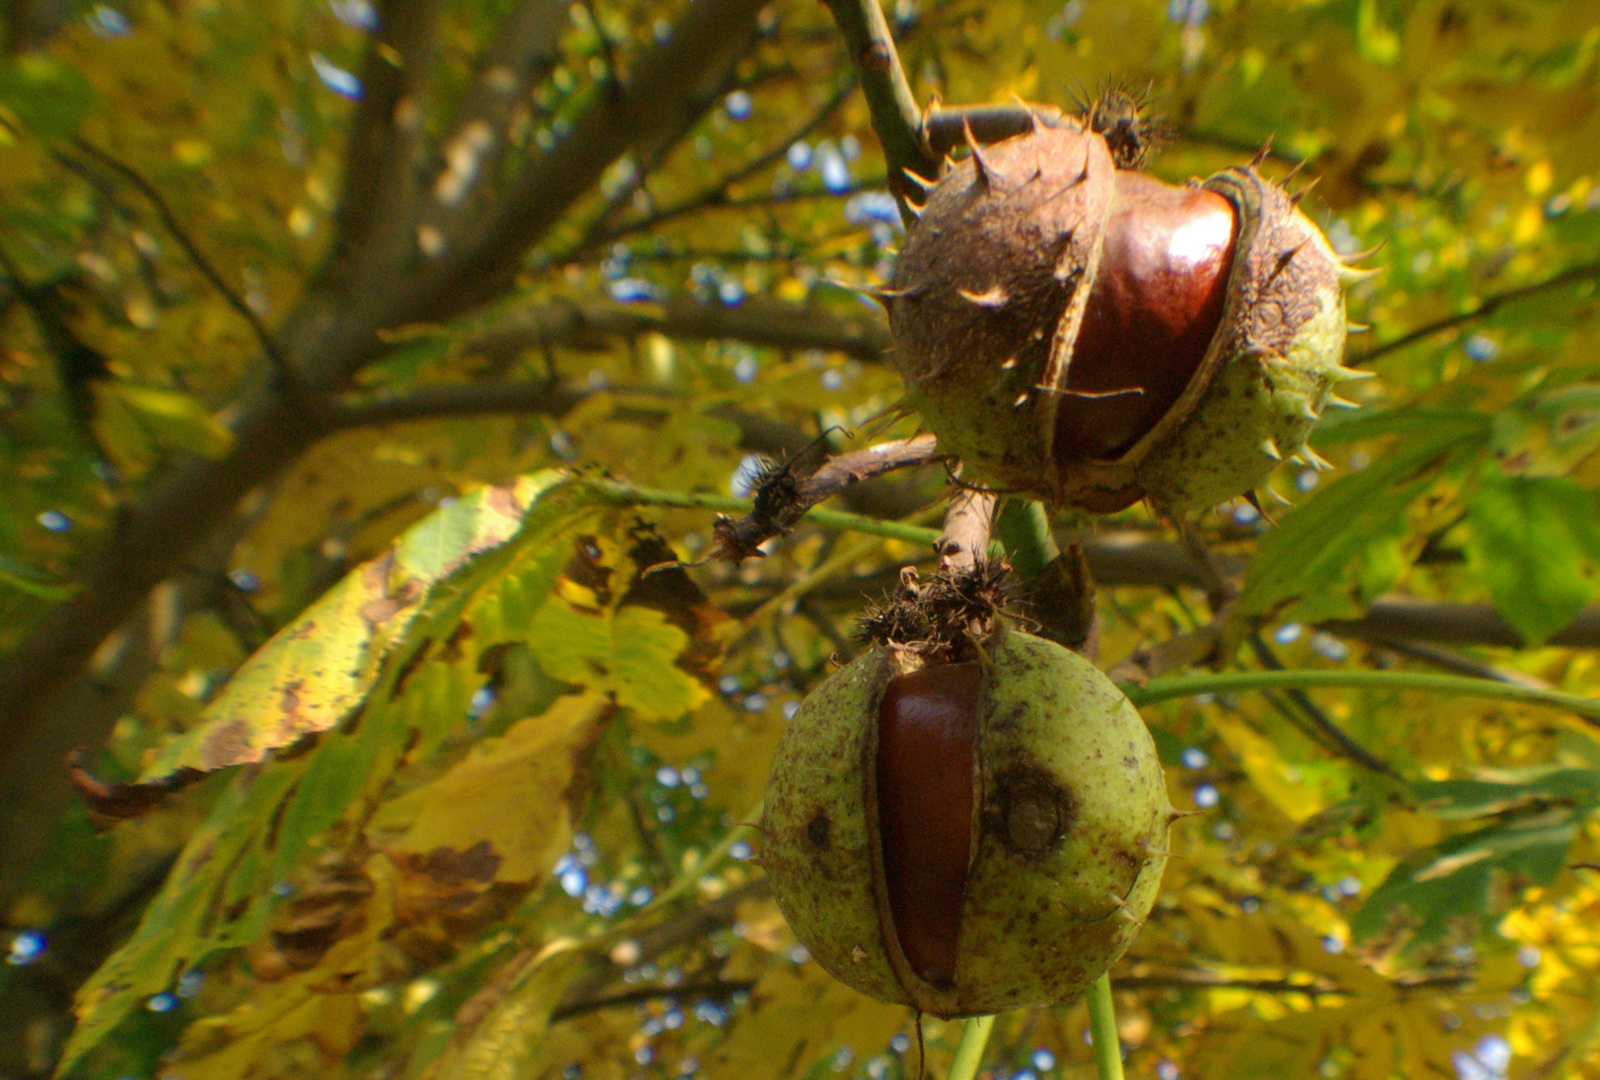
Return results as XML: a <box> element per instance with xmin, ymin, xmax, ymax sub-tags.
<box><xmin>712</xmin><ymin>435</ymin><xmax>942</xmax><ymax>560</ymax></box>
<box><xmin>946</xmin><ymin>1015</ymin><xmax>995</xmax><ymax>1080</ymax></box>
<box><xmin>995</xmin><ymin>499</ymin><xmax>1058</xmax><ymax>580</ymax></box>
<box><xmin>818</xmin><ymin>0</ymin><xmax>938</xmax><ymax>222</ymax></box>
<box><xmin>1087</xmin><ymin>974</ymin><xmax>1126</xmax><ymax>1080</ymax></box>
<box><xmin>936</xmin><ymin>488</ymin><xmax>998</xmax><ymax>574</ymax></box>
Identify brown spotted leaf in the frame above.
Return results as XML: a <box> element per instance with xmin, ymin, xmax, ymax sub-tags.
<box><xmin>134</xmin><ymin>474</ymin><xmax>571</xmax><ymax>785</ymax></box>
<box><xmin>368</xmin><ymin>693</ymin><xmax>611</xmax><ymax>919</ymax></box>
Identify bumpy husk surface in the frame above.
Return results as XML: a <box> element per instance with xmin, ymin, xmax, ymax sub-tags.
<box><xmin>761</xmin><ymin>631</ymin><xmax>1170</xmax><ymax>1017</ymax></box>
<box><xmin>886</xmin><ymin>118</ymin><xmax>1354</xmax><ymax>512</ymax></box>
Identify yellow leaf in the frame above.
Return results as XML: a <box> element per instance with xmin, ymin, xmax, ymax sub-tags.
<box><xmin>370</xmin><ymin>692</ymin><xmax>611</xmax><ymax>884</ymax></box>
<box><xmin>96</xmin><ymin>382</ymin><xmax>235</xmax><ymax>458</ymax></box>
<box><xmin>435</xmin><ymin>944</ymin><xmax>589</xmax><ymax>1080</ymax></box>
<box><xmin>1207</xmin><ymin>713</ymin><xmax>1328</xmax><ymax>823</ymax></box>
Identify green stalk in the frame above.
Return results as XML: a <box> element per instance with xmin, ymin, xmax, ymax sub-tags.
<box><xmin>1127</xmin><ymin>668</ymin><xmax>1600</xmax><ymax>722</ymax></box>
<box><xmin>588</xmin><ymin>477</ymin><xmax>1600</xmax><ymax>724</ymax></box>
<box><xmin>1087</xmin><ymin>975</ymin><xmax>1124</xmax><ymax>1080</ymax></box>
<box><xmin>946</xmin><ymin>1015</ymin><xmax>995</xmax><ymax>1080</ymax></box>
<box><xmin>995</xmin><ymin>498</ymin><xmax>1058</xmax><ymax>580</ymax></box>
<box><xmin>581</xmin><ymin>477</ymin><xmax>943</xmax><ymax>548</ymax></box>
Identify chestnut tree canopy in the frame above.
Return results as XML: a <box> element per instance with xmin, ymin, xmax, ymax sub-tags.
<box><xmin>3</xmin><ymin>0</ymin><xmax>1600</xmax><ymax>1077</ymax></box>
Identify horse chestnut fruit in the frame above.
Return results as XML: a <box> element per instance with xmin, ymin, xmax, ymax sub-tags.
<box><xmin>885</xmin><ymin>115</ymin><xmax>1368</xmax><ymax>512</ymax></box>
<box><xmin>761</xmin><ymin>631</ymin><xmax>1170</xmax><ymax>1017</ymax></box>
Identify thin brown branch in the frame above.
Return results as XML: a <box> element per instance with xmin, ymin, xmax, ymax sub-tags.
<box><xmin>64</xmin><ymin>139</ymin><xmax>292</xmax><ymax>384</ymax></box>
<box><xmin>329</xmin><ymin>379</ymin><xmax>592</xmax><ymax>429</ymax></box>
<box><xmin>1321</xmin><ymin>598</ymin><xmax>1600</xmax><ymax>650</ymax></box>
<box><xmin>550</xmin><ymin>979</ymin><xmax>756</xmax><ymax>1023</ymax></box>
<box><xmin>555</xmin><ymin>880</ymin><xmax>767</xmax><ymax>1012</ymax></box>
<box><xmin>580</xmin><ymin>0</ymin><xmax>621</xmax><ymax>100</ymax></box>
<box><xmin>1106</xmin><ymin>625</ymin><xmax>1220</xmax><ymax>686</ymax></box>
<box><xmin>1119</xmin><ymin>964</ymin><xmax>1467</xmax><ymax>998</ymax></box>
<box><xmin>569</xmin><ymin>66</ymin><xmax>826</xmax><ymax>256</ymax></box>
<box><xmin>1117</xmin><ymin>971</ymin><xmax>1340</xmax><ymax>997</ymax></box>
<box><xmin>1248</xmin><ymin>632</ymin><xmax>1398</xmax><ymax>777</ymax></box>
<box><xmin>712</xmin><ymin>435</ymin><xmax>940</xmax><ymax>560</ymax></box>
<box><xmin>582</xmin><ymin>177</ymin><xmax>886</xmax><ymax>249</ymax></box>
<box><xmin>568</xmin><ymin>77</ymin><xmax>858</xmax><ymax>260</ymax></box>
<box><xmin>1356</xmin><ymin>260</ymin><xmax>1600</xmax><ymax>366</ymax></box>
<box><xmin>819</xmin><ymin>0</ymin><xmax>937</xmax><ymax>219</ymax></box>
<box><xmin>1368</xmin><ymin>637</ymin><xmax>1554</xmax><ymax>689</ymax></box>
<box><xmin>456</xmin><ymin>294</ymin><xmax>891</xmax><ymax>364</ymax></box>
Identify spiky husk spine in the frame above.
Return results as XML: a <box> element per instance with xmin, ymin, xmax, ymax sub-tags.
<box><xmin>885</xmin><ymin>118</ymin><xmax>1362</xmax><ymax>513</ymax></box>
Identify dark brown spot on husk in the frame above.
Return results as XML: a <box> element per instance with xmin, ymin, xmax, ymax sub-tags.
<box><xmin>990</xmin><ymin>765</ymin><xmax>1076</xmax><ymax>858</ymax></box>
<box><xmin>807</xmin><ymin>809</ymin><xmax>831</xmax><ymax>850</ymax></box>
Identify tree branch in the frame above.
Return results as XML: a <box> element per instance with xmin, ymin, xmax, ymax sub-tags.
<box><xmin>1322</xmin><ymin>598</ymin><xmax>1600</xmax><ymax>650</ymax></box>
<box><xmin>419</xmin><ymin>0</ymin><xmax>579</xmax><ymax>244</ymax></box>
<box><xmin>577</xmin><ymin>176</ymin><xmax>887</xmax><ymax>249</ymax></box>
<box><xmin>1248</xmin><ymin>632</ymin><xmax>1398</xmax><ymax>777</ymax></box>
<box><xmin>329</xmin><ymin>379</ymin><xmax>591</xmax><ymax>429</ymax></box>
<box><xmin>418</xmin><ymin>0</ymin><xmax>769</xmax><ymax>319</ymax></box>
<box><xmin>566</xmin><ymin>77</ymin><xmax>858</xmax><ymax>261</ymax></box>
<box><xmin>1355</xmin><ymin>260</ymin><xmax>1600</xmax><ymax>366</ymax></box>
<box><xmin>454</xmin><ymin>293</ymin><xmax>892</xmax><ymax>364</ymax></box>
<box><xmin>62</xmin><ymin>139</ymin><xmax>292</xmax><ymax>384</ymax></box>
<box><xmin>323</xmin><ymin>0</ymin><xmax>442</xmax><ymax>292</ymax></box>
<box><xmin>549</xmin><ymin>979</ymin><xmax>756</xmax><ymax>1024</ymax></box>
<box><xmin>711</xmin><ymin>435</ymin><xmax>940</xmax><ymax>560</ymax></box>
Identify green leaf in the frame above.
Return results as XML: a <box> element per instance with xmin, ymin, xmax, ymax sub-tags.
<box><xmin>1309</xmin><ymin>407</ymin><xmax>1486</xmax><ymax>447</ymax></box>
<box><xmin>60</xmin><ymin>473</ymin><xmax>607</xmax><ymax>1075</ymax></box>
<box><xmin>1352</xmin><ymin>769</ymin><xmax>1600</xmax><ymax>946</ymax></box>
<box><xmin>96</xmin><ymin>384</ymin><xmax>235</xmax><ymax>459</ymax></box>
<box><xmin>1235</xmin><ymin>418</ymin><xmax>1489</xmax><ymax>623</ymax></box>
<box><xmin>60</xmin><ymin>763</ymin><xmax>307</xmax><ymax>1077</ymax></box>
<box><xmin>0</xmin><ymin>55</ymin><xmax>95</xmax><ymax>137</ymax></box>
<box><xmin>1414</xmin><ymin>768</ymin><xmax>1600</xmax><ymax>820</ymax></box>
<box><xmin>1355</xmin><ymin>0</ymin><xmax>1400</xmax><ymax>66</ymax></box>
<box><xmin>525</xmin><ymin>598</ymin><xmax>712</xmax><ymax>721</ymax></box>
<box><xmin>1464</xmin><ymin>472</ymin><xmax>1600</xmax><ymax>644</ymax></box>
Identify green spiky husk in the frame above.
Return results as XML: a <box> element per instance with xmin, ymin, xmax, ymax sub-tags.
<box><xmin>885</xmin><ymin>123</ymin><xmax>1357</xmax><ymax>514</ymax></box>
<box><xmin>761</xmin><ymin>631</ymin><xmax>1170</xmax><ymax>1017</ymax></box>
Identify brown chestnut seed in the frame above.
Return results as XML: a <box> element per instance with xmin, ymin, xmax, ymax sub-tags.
<box><xmin>762</xmin><ymin>631</ymin><xmax>1172</xmax><ymax>1017</ymax></box>
<box><xmin>886</xmin><ymin>118</ymin><xmax>1360</xmax><ymax>513</ymax></box>
<box><xmin>1054</xmin><ymin>173</ymin><xmax>1237</xmax><ymax>468</ymax></box>
<box><xmin>875</xmin><ymin>661</ymin><xmax>983</xmax><ymax>986</ymax></box>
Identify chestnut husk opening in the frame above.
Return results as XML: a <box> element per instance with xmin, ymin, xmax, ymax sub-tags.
<box><xmin>762</xmin><ymin>631</ymin><xmax>1171</xmax><ymax>1017</ymax></box>
<box><xmin>885</xmin><ymin>116</ymin><xmax>1352</xmax><ymax>513</ymax></box>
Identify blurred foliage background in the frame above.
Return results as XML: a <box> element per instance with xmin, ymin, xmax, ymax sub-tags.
<box><xmin>2</xmin><ymin>0</ymin><xmax>1600</xmax><ymax>1078</ymax></box>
